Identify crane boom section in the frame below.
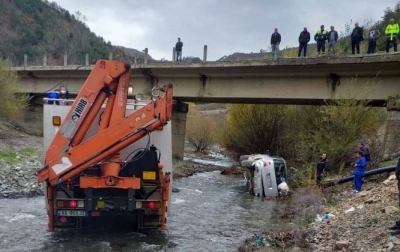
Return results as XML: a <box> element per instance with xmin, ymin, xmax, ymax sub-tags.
<box><xmin>37</xmin><ymin>60</ymin><xmax>173</xmax><ymax>186</ymax></box>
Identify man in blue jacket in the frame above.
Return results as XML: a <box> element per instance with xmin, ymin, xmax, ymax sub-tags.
<box><xmin>353</xmin><ymin>151</ymin><xmax>366</xmax><ymax>192</ymax></box>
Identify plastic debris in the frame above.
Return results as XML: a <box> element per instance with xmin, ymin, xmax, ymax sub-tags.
<box><xmin>255</xmin><ymin>236</ymin><xmax>270</xmax><ymax>246</ymax></box>
<box><xmin>278</xmin><ymin>181</ymin><xmax>289</xmax><ymax>195</ymax></box>
<box><xmin>315</xmin><ymin>213</ymin><xmax>335</xmax><ymax>222</ymax></box>
<box><xmin>345</xmin><ymin>207</ymin><xmax>355</xmax><ymax>213</ymax></box>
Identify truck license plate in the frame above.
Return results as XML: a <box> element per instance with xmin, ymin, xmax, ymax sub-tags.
<box><xmin>57</xmin><ymin>210</ymin><xmax>86</xmax><ymax>217</ymax></box>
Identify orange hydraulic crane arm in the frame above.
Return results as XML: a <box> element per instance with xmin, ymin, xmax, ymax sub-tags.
<box><xmin>37</xmin><ymin>60</ymin><xmax>174</xmax><ymax>186</ymax></box>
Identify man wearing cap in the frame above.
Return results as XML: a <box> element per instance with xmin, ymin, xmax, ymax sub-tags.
<box><xmin>314</xmin><ymin>25</ymin><xmax>328</xmax><ymax>55</ymax></box>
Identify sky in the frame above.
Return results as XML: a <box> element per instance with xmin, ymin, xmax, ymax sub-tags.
<box><xmin>52</xmin><ymin>0</ymin><xmax>399</xmax><ymax>61</ymax></box>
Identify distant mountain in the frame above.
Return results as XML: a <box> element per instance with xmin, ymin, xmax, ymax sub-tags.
<box><xmin>0</xmin><ymin>0</ymin><xmax>151</xmax><ymax>66</ymax></box>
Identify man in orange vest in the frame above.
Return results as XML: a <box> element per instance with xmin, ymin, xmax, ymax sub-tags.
<box><xmin>385</xmin><ymin>19</ymin><xmax>400</xmax><ymax>53</ymax></box>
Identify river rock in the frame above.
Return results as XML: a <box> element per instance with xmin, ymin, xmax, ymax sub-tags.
<box><xmin>172</xmin><ymin>187</ymin><xmax>180</xmax><ymax>193</ymax></box>
<box><xmin>335</xmin><ymin>240</ymin><xmax>350</xmax><ymax>250</ymax></box>
<box><xmin>382</xmin><ymin>206</ymin><xmax>399</xmax><ymax>214</ymax></box>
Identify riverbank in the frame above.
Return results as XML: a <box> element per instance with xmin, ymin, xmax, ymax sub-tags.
<box><xmin>0</xmin><ymin>124</ymin><xmax>240</xmax><ymax>198</ymax></box>
<box><xmin>0</xmin><ymin>151</ymin><xmax>237</xmax><ymax>199</ymax></box>
<box><xmin>238</xmin><ymin>171</ymin><xmax>400</xmax><ymax>252</ymax></box>
<box><xmin>0</xmin><ymin>122</ymin><xmax>44</xmax><ymax>198</ymax></box>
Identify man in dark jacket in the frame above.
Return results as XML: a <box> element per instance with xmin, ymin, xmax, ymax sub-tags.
<box><xmin>298</xmin><ymin>27</ymin><xmax>310</xmax><ymax>57</ymax></box>
<box><xmin>314</xmin><ymin>25</ymin><xmax>328</xmax><ymax>55</ymax></box>
<box><xmin>175</xmin><ymin>37</ymin><xmax>183</xmax><ymax>62</ymax></box>
<box><xmin>270</xmin><ymin>28</ymin><xmax>281</xmax><ymax>59</ymax></box>
<box><xmin>327</xmin><ymin>26</ymin><xmax>339</xmax><ymax>56</ymax></box>
<box><xmin>316</xmin><ymin>153</ymin><xmax>330</xmax><ymax>184</ymax></box>
<box><xmin>351</xmin><ymin>22</ymin><xmax>363</xmax><ymax>54</ymax></box>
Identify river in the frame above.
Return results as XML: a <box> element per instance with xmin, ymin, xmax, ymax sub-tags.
<box><xmin>0</xmin><ymin>171</ymin><xmax>278</xmax><ymax>252</ymax></box>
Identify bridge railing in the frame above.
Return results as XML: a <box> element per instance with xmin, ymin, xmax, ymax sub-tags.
<box><xmin>10</xmin><ymin>46</ymin><xmax>400</xmax><ymax>68</ymax></box>
<box><xmin>12</xmin><ymin>45</ymin><xmax>213</xmax><ymax>67</ymax></box>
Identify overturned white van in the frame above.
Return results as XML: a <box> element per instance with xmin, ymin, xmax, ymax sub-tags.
<box><xmin>241</xmin><ymin>154</ymin><xmax>288</xmax><ymax>198</ymax></box>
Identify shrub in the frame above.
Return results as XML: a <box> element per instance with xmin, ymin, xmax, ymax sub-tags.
<box><xmin>186</xmin><ymin>111</ymin><xmax>219</xmax><ymax>152</ymax></box>
<box><xmin>220</xmin><ymin>104</ymin><xmax>288</xmax><ymax>158</ymax></box>
<box><xmin>0</xmin><ymin>59</ymin><xmax>28</xmax><ymax>121</ymax></box>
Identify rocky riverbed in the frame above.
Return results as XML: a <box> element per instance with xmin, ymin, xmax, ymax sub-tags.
<box><xmin>0</xmin><ymin>152</ymin><xmax>44</xmax><ymax>199</ymax></box>
<box><xmin>0</xmin><ymin>123</ymin><xmax>44</xmax><ymax>198</ymax></box>
<box><xmin>238</xmin><ymin>173</ymin><xmax>400</xmax><ymax>252</ymax></box>
<box><xmin>0</xmin><ymin>122</ymin><xmax>241</xmax><ymax>199</ymax></box>
<box><xmin>307</xmin><ymin>174</ymin><xmax>400</xmax><ymax>252</ymax></box>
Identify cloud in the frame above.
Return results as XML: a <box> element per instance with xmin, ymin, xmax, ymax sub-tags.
<box><xmin>53</xmin><ymin>0</ymin><xmax>399</xmax><ymax>60</ymax></box>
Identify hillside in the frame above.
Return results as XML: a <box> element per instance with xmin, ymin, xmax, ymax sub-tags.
<box><xmin>0</xmin><ymin>0</ymin><xmax>151</xmax><ymax>66</ymax></box>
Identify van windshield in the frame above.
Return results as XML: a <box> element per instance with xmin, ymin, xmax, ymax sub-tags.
<box><xmin>273</xmin><ymin>158</ymin><xmax>287</xmax><ymax>180</ymax></box>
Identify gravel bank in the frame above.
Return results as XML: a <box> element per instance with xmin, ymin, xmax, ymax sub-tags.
<box><xmin>0</xmin><ymin>124</ymin><xmax>238</xmax><ymax>198</ymax></box>
<box><xmin>0</xmin><ymin>123</ymin><xmax>44</xmax><ymax>198</ymax></box>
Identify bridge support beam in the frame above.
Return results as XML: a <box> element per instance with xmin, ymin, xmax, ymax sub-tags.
<box><xmin>383</xmin><ymin>98</ymin><xmax>400</xmax><ymax>158</ymax></box>
<box><xmin>171</xmin><ymin>102</ymin><xmax>189</xmax><ymax>160</ymax></box>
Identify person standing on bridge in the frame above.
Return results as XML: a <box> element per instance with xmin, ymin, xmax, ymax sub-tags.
<box><xmin>314</xmin><ymin>25</ymin><xmax>328</xmax><ymax>55</ymax></box>
<box><xmin>175</xmin><ymin>38</ymin><xmax>183</xmax><ymax>63</ymax></box>
<box><xmin>385</xmin><ymin>19</ymin><xmax>399</xmax><ymax>53</ymax></box>
<box><xmin>351</xmin><ymin>22</ymin><xmax>364</xmax><ymax>54</ymax></box>
<box><xmin>270</xmin><ymin>28</ymin><xmax>281</xmax><ymax>59</ymax></box>
<box><xmin>327</xmin><ymin>26</ymin><xmax>339</xmax><ymax>56</ymax></box>
<box><xmin>367</xmin><ymin>25</ymin><xmax>380</xmax><ymax>54</ymax></box>
<box><xmin>298</xmin><ymin>27</ymin><xmax>310</xmax><ymax>57</ymax></box>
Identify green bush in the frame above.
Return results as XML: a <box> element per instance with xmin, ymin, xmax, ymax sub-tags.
<box><xmin>0</xmin><ymin>59</ymin><xmax>28</xmax><ymax>121</ymax></box>
<box><xmin>186</xmin><ymin>111</ymin><xmax>219</xmax><ymax>152</ymax></box>
<box><xmin>221</xmin><ymin>79</ymin><xmax>386</xmax><ymax>187</ymax></box>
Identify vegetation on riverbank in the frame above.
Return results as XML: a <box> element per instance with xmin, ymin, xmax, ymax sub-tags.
<box><xmin>0</xmin><ymin>60</ymin><xmax>28</xmax><ymax>121</ymax></box>
<box><xmin>187</xmin><ymin>86</ymin><xmax>390</xmax><ymax>189</ymax></box>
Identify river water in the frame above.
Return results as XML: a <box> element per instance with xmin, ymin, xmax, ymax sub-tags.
<box><xmin>0</xmin><ymin>171</ymin><xmax>278</xmax><ymax>252</ymax></box>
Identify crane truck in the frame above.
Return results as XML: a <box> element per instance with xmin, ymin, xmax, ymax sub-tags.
<box><xmin>37</xmin><ymin>60</ymin><xmax>174</xmax><ymax>231</ymax></box>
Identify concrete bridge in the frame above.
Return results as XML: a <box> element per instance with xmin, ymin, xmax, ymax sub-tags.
<box><xmin>12</xmin><ymin>54</ymin><xmax>400</xmax><ymax>159</ymax></box>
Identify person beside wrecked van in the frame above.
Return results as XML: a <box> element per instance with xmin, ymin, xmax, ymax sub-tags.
<box><xmin>316</xmin><ymin>153</ymin><xmax>330</xmax><ymax>184</ymax></box>
<box><xmin>353</xmin><ymin>151</ymin><xmax>367</xmax><ymax>193</ymax></box>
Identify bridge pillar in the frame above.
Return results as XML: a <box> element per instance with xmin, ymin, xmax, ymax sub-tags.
<box><xmin>383</xmin><ymin>98</ymin><xmax>400</xmax><ymax>158</ymax></box>
<box><xmin>171</xmin><ymin>102</ymin><xmax>188</xmax><ymax>160</ymax></box>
